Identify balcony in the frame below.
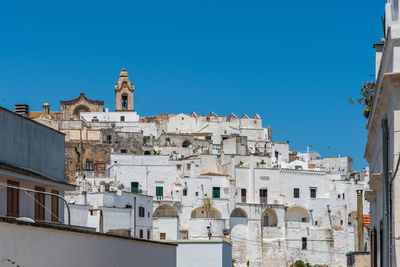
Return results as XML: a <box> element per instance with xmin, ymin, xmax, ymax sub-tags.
<box><xmin>77</xmin><ymin>170</ymin><xmax>111</xmax><ymax>179</ymax></box>
<box><xmin>241</xmin><ymin>196</ymin><xmax>246</xmax><ymax>203</ymax></box>
<box><xmin>260</xmin><ymin>197</ymin><xmax>268</xmax><ymax>204</ymax></box>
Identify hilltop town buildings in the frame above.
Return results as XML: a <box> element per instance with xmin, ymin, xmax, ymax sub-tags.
<box><xmin>25</xmin><ymin>68</ymin><xmax>370</xmax><ymax>266</ymax></box>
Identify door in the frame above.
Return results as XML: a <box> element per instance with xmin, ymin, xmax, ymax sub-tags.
<box><xmin>131</xmin><ymin>182</ymin><xmax>139</xmax><ymax>193</ymax></box>
<box><xmin>156</xmin><ymin>187</ymin><xmax>163</xmax><ymax>200</ymax></box>
<box><xmin>7</xmin><ymin>180</ymin><xmax>19</xmax><ymax>217</ymax></box>
<box><xmin>259</xmin><ymin>189</ymin><xmax>268</xmax><ymax>204</ymax></box>
<box><xmin>35</xmin><ymin>187</ymin><xmax>45</xmax><ymax>221</ymax></box>
<box><xmin>212</xmin><ymin>187</ymin><xmax>220</xmax><ymax>199</ymax></box>
<box><xmin>241</xmin><ymin>189</ymin><xmax>246</xmax><ymax>203</ymax></box>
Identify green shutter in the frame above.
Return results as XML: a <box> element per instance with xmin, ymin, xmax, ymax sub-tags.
<box><xmin>156</xmin><ymin>186</ymin><xmax>163</xmax><ymax>197</ymax></box>
<box><xmin>131</xmin><ymin>182</ymin><xmax>139</xmax><ymax>193</ymax></box>
<box><xmin>212</xmin><ymin>187</ymin><xmax>220</xmax><ymax>198</ymax></box>
<box><xmin>294</xmin><ymin>188</ymin><xmax>299</xmax><ymax>198</ymax></box>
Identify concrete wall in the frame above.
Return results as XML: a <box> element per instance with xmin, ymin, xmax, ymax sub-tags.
<box><xmin>0</xmin><ymin>107</ymin><xmax>65</xmax><ymax>180</ymax></box>
<box><xmin>0</xmin><ymin>220</ymin><xmax>176</xmax><ymax>267</ymax></box>
<box><xmin>173</xmin><ymin>240</ymin><xmax>232</xmax><ymax>267</ymax></box>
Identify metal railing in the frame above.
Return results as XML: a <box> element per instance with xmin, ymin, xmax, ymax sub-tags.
<box><xmin>260</xmin><ymin>197</ymin><xmax>268</xmax><ymax>204</ymax></box>
<box><xmin>77</xmin><ymin>170</ymin><xmax>111</xmax><ymax>178</ymax></box>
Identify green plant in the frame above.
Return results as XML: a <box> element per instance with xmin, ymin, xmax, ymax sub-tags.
<box><xmin>246</xmin><ymin>260</ymin><xmax>250</xmax><ymax>266</ymax></box>
<box><xmin>202</xmin><ymin>196</ymin><xmax>214</xmax><ymax>220</ymax></box>
<box><xmin>165</xmin><ymin>137</ymin><xmax>171</xmax><ymax>142</ymax></box>
<box><xmin>237</xmin><ymin>161</ymin><xmax>244</xmax><ymax>167</ymax></box>
<box><xmin>348</xmin><ymin>81</ymin><xmax>375</xmax><ymax>118</ymax></box>
<box><xmin>260</xmin><ymin>160</ymin><xmax>266</xmax><ymax>165</ymax></box>
<box><xmin>294</xmin><ymin>260</ymin><xmax>306</xmax><ymax>267</ymax></box>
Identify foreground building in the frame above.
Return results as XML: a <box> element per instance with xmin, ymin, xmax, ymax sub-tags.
<box><xmin>0</xmin><ymin>106</ymin><xmax>177</xmax><ymax>267</ymax></box>
<box><xmin>364</xmin><ymin>1</ymin><xmax>400</xmax><ymax>266</ymax></box>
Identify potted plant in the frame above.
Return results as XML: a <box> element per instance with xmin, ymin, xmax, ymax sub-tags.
<box><xmin>349</xmin><ymin>81</ymin><xmax>375</xmax><ymax>118</ymax></box>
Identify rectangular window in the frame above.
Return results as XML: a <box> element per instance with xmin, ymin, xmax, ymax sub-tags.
<box><xmin>259</xmin><ymin>189</ymin><xmax>268</xmax><ymax>204</ymax></box>
<box><xmin>241</xmin><ymin>189</ymin><xmax>246</xmax><ymax>203</ymax></box>
<box><xmin>86</xmin><ymin>160</ymin><xmax>93</xmax><ymax>171</ymax></box>
<box><xmin>160</xmin><ymin>233</ymin><xmax>166</xmax><ymax>240</ymax></box>
<box><xmin>310</xmin><ymin>188</ymin><xmax>317</xmax><ymax>198</ymax></box>
<box><xmin>294</xmin><ymin>188</ymin><xmax>300</xmax><ymax>198</ymax></box>
<box><xmin>212</xmin><ymin>187</ymin><xmax>220</xmax><ymax>199</ymax></box>
<box><xmin>183</xmin><ymin>189</ymin><xmax>187</xmax><ymax>196</ymax></box>
<box><xmin>35</xmin><ymin>186</ymin><xmax>46</xmax><ymax>221</ymax></box>
<box><xmin>139</xmin><ymin>229</ymin><xmax>143</xmax><ymax>238</ymax></box>
<box><xmin>106</xmin><ymin>135</ymin><xmax>112</xmax><ymax>143</ymax></box>
<box><xmin>156</xmin><ymin>187</ymin><xmax>163</xmax><ymax>200</ymax></box>
<box><xmin>195</xmin><ymin>192</ymin><xmax>199</xmax><ymax>197</ymax></box>
<box><xmin>51</xmin><ymin>190</ymin><xmax>59</xmax><ymax>222</ymax></box>
<box><xmin>342</xmin><ymin>193</ymin><xmax>345</xmax><ymax>200</ymax></box>
<box><xmin>131</xmin><ymin>182</ymin><xmax>139</xmax><ymax>193</ymax></box>
<box><xmin>7</xmin><ymin>180</ymin><xmax>19</xmax><ymax>217</ymax></box>
<box><xmin>147</xmin><ymin>229</ymin><xmax>151</xmax><ymax>239</ymax></box>
<box><xmin>120</xmin><ymin>116</ymin><xmax>125</xmax><ymax>122</ymax></box>
<box><xmin>186</xmin><ymin>164</ymin><xmax>191</xmax><ymax>170</ymax></box>
<box><xmin>120</xmin><ymin>149</ymin><xmax>127</xmax><ymax>154</ymax></box>
<box><xmin>139</xmin><ymin>207</ymin><xmax>145</xmax><ymax>217</ymax></box>
<box><xmin>302</xmin><ymin>237</ymin><xmax>307</xmax><ymax>250</ymax></box>
<box><xmin>177</xmin><ymin>164</ymin><xmax>182</xmax><ymax>170</ymax></box>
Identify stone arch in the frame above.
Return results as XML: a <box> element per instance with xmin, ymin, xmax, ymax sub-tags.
<box><xmin>182</xmin><ymin>140</ymin><xmax>191</xmax><ymax>148</ymax></box>
<box><xmin>73</xmin><ymin>105</ymin><xmax>90</xmax><ymax>119</ymax></box>
<box><xmin>285</xmin><ymin>205</ymin><xmax>310</xmax><ymax>222</ymax></box>
<box><xmin>153</xmin><ymin>204</ymin><xmax>178</xmax><ymax>218</ymax></box>
<box><xmin>262</xmin><ymin>208</ymin><xmax>278</xmax><ymax>227</ymax></box>
<box><xmin>230</xmin><ymin>208</ymin><xmax>248</xmax><ymax>229</ymax></box>
<box><xmin>191</xmin><ymin>206</ymin><xmax>222</xmax><ymax>219</ymax></box>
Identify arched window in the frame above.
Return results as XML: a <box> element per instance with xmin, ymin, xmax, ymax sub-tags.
<box><xmin>182</xmin><ymin>140</ymin><xmax>191</xmax><ymax>148</ymax></box>
<box><xmin>191</xmin><ymin>206</ymin><xmax>222</xmax><ymax>219</ymax></box>
<box><xmin>122</xmin><ymin>95</ymin><xmax>128</xmax><ymax>109</ymax></box>
<box><xmin>262</xmin><ymin>208</ymin><xmax>278</xmax><ymax>227</ymax></box>
<box><xmin>153</xmin><ymin>205</ymin><xmax>178</xmax><ymax>218</ymax></box>
<box><xmin>230</xmin><ymin>208</ymin><xmax>248</xmax><ymax>229</ymax></box>
<box><xmin>285</xmin><ymin>206</ymin><xmax>310</xmax><ymax>223</ymax></box>
<box><xmin>73</xmin><ymin>105</ymin><xmax>90</xmax><ymax>120</ymax></box>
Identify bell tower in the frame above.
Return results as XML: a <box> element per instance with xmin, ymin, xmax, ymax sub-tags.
<box><xmin>115</xmin><ymin>68</ymin><xmax>134</xmax><ymax>111</ymax></box>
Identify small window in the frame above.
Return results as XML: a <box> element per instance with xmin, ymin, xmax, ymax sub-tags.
<box><xmin>148</xmin><ymin>212</ymin><xmax>150</xmax><ymax>218</ymax></box>
<box><xmin>340</xmin><ymin>220</ymin><xmax>343</xmax><ymax>225</ymax></box>
<box><xmin>315</xmin><ymin>221</ymin><xmax>319</xmax><ymax>226</ymax></box>
<box><xmin>294</xmin><ymin>188</ymin><xmax>300</xmax><ymax>198</ymax></box>
<box><xmin>310</xmin><ymin>188</ymin><xmax>317</xmax><ymax>199</ymax></box>
<box><xmin>301</xmin><ymin>217</ymin><xmax>307</xmax><ymax>222</ymax></box>
<box><xmin>183</xmin><ymin>189</ymin><xmax>187</xmax><ymax>196</ymax></box>
<box><xmin>342</xmin><ymin>193</ymin><xmax>345</xmax><ymax>200</ymax></box>
<box><xmin>131</xmin><ymin>182</ymin><xmax>139</xmax><ymax>193</ymax></box>
<box><xmin>160</xmin><ymin>233</ymin><xmax>166</xmax><ymax>240</ymax></box>
<box><xmin>195</xmin><ymin>192</ymin><xmax>199</xmax><ymax>196</ymax></box>
<box><xmin>186</xmin><ymin>163</ymin><xmax>191</xmax><ymax>170</ymax></box>
<box><xmin>139</xmin><ymin>229</ymin><xmax>143</xmax><ymax>238</ymax></box>
<box><xmin>177</xmin><ymin>164</ymin><xmax>182</xmax><ymax>170</ymax></box>
<box><xmin>338</xmin><ymin>194</ymin><xmax>341</xmax><ymax>199</ymax></box>
<box><xmin>120</xmin><ymin>149</ymin><xmax>127</xmax><ymax>154</ymax></box>
<box><xmin>147</xmin><ymin>230</ymin><xmax>151</xmax><ymax>239</ymax></box>
<box><xmin>120</xmin><ymin>116</ymin><xmax>125</xmax><ymax>122</ymax></box>
<box><xmin>348</xmin><ymin>221</ymin><xmax>352</xmax><ymax>225</ymax></box>
<box><xmin>302</xmin><ymin>237</ymin><xmax>307</xmax><ymax>250</ymax></box>
<box><xmin>180</xmin><ymin>230</ymin><xmax>188</xmax><ymax>239</ymax></box>
<box><xmin>139</xmin><ymin>207</ymin><xmax>145</xmax><ymax>217</ymax></box>
<box><xmin>156</xmin><ymin>187</ymin><xmax>163</xmax><ymax>197</ymax></box>
<box><xmin>122</xmin><ymin>95</ymin><xmax>128</xmax><ymax>109</ymax></box>
<box><xmin>106</xmin><ymin>135</ymin><xmax>112</xmax><ymax>143</ymax></box>
<box><xmin>86</xmin><ymin>160</ymin><xmax>93</xmax><ymax>171</ymax></box>
<box><xmin>212</xmin><ymin>187</ymin><xmax>220</xmax><ymax>199</ymax></box>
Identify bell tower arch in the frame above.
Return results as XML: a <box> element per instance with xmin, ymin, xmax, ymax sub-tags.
<box><xmin>115</xmin><ymin>68</ymin><xmax>134</xmax><ymax>111</ymax></box>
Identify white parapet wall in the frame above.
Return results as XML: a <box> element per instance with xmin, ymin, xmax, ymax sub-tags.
<box><xmin>169</xmin><ymin>240</ymin><xmax>232</xmax><ymax>267</ymax></box>
<box><xmin>0</xmin><ymin>218</ymin><xmax>176</xmax><ymax>267</ymax></box>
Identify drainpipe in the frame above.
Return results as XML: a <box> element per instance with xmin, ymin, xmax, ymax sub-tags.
<box><xmin>382</xmin><ymin>119</ymin><xmax>389</xmax><ymax>267</ymax></box>
<box><xmin>134</xmin><ymin>196</ymin><xmax>137</xmax><ymax>238</ymax></box>
<box><xmin>356</xmin><ymin>189</ymin><xmax>364</xmax><ymax>251</ymax></box>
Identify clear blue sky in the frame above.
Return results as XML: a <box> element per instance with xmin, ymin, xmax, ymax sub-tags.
<box><xmin>0</xmin><ymin>0</ymin><xmax>383</xmax><ymax>170</ymax></box>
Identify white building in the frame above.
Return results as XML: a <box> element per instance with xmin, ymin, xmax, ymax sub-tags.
<box><xmin>364</xmin><ymin>1</ymin><xmax>400</xmax><ymax>266</ymax></box>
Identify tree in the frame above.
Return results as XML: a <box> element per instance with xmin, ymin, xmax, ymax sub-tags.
<box><xmin>202</xmin><ymin>196</ymin><xmax>214</xmax><ymax>240</ymax></box>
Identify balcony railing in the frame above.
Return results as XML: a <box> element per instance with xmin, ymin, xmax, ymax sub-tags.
<box><xmin>241</xmin><ymin>196</ymin><xmax>246</xmax><ymax>203</ymax></box>
<box><xmin>154</xmin><ymin>196</ymin><xmax>174</xmax><ymax>201</ymax></box>
<box><xmin>260</xmin><ymin>197</ymin><xmax>268</xmax><ymax>204</ymax></box>
<box><xmin>77</xmin><ymin>170</ymin><xmax>110</xmax><ymax>178</ymax></box>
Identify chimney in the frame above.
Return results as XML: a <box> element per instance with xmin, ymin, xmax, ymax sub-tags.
<box><xmin>43</xmin><ymin>102</ymin><xmax>50</xmax><ymax>115</ymax></box>
<box><xmin>14</xmin><ymin>104</ymin><xmax>30</xmax><ymax>118</ymax></box>
<box><xmin>356</xmin><ymin>189</ymin><xmax>364</xmax><ymax>251</ymax></box>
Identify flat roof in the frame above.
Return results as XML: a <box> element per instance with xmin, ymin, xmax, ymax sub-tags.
<box><xmin>0</xmin><ymin>216</ymin><xmax>177</xmax><ymax>247</ymax></box>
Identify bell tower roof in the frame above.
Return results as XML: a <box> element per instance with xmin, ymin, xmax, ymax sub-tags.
<box><xmin>115</xmin><ymin>67</ymin><xmax>134</xmax><ymax>92</ymax></box>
